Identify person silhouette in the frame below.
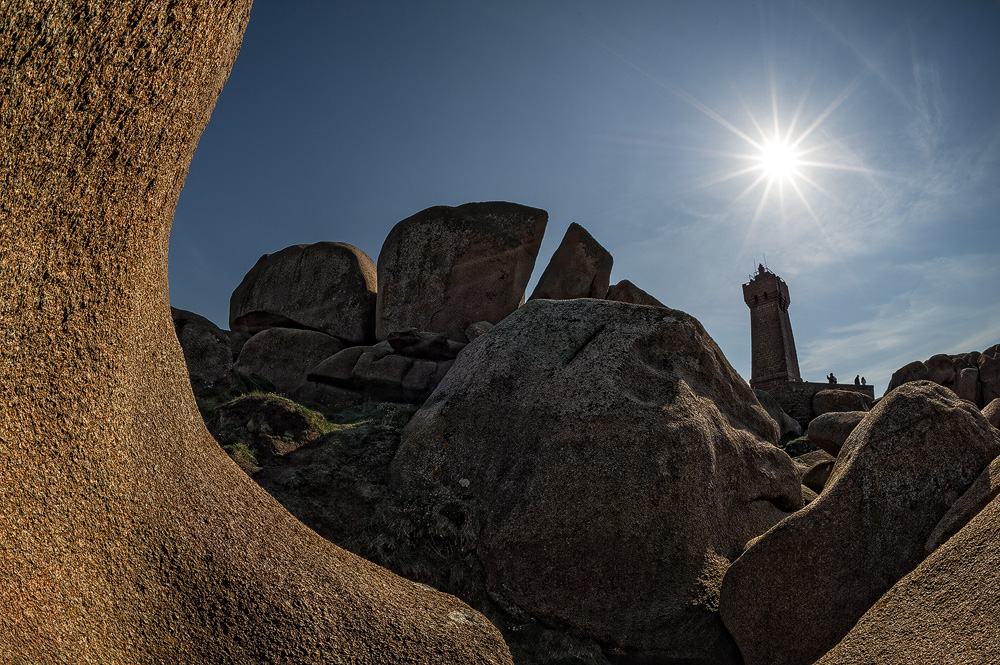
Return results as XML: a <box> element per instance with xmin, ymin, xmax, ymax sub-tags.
<box><xmin>854</xmin><ymin>375</ymin><xmax>860</xmax><ymax>385</ymax></box>
<box><xmin>827</xmin><ymin>372</ymin><xmax>837</xmax><ymax>384</ymax></box>
<box><xmin>861</xmin><ymin>376</ymin><xmax>866</xmax><ymax>385</ymax></box>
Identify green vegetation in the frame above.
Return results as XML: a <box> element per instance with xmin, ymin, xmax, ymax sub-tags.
<box><xmin>234</xmin><ymin>390</ymin><xmax>347</xmax><ymax>435</ymax></box>
<box><xmin>194</xmin><ymin>372</ymin><xmax>276</xmax><ymax>421</ymax></box>
<box><xmin>221</xmin><ymin>442</ymin><xmax>260</xmax><ymax>475</ymax></box>
<box><xmin>230</xmin><ymin>396</ymin><xmax>608</xmax><ymax>665</ymax></box>
<box><xmin>779</xmin><ymin>433</ymin><xmax>816</xmax><ymax>458</ymax></box>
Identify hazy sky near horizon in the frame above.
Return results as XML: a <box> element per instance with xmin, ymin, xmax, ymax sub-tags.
<box><xmin>169</xmin><ymin>0</ymin><xmax>1000</xmax><ymax>391</ymax></box>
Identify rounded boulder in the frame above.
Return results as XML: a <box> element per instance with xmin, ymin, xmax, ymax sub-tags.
<box><xmin>230</xmin><ymin>242</ymin><xmax>377</xmax><ymax>345</ymax></box>
<box><xmin>391</xmin><ymin>299</ymin><xmax>801</xmax><ymax>663</ymax></box>
<box><xmin>720</xmin><ymin>382</ymin><xmax>1000</xmax><ymax>665</ymax></box>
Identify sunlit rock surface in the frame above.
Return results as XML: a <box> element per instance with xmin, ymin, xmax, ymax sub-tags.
<box><xmin>0</xmin><ymin>3</ymin><xmax>510</xmax><ymax>662</ymax></box>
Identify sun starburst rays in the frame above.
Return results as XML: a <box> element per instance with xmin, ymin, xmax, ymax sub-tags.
<box><xmin>677</xmin><ymin>78</ymin><xmax>869</xmax><ymax>233</ymax></box>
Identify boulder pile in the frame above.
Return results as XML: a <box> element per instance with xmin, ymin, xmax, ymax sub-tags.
<box><xmin>171</xmin><ymin>200</ymin><xmax>1000</xmax><ymax>665</ymax></box>
<box><xmin>176</xmin><ymin>204</ymin><xmax>672</xmax><ymax>413</ymax></box>
<box><xmin>885</xmin><ymin>346</ymin><xmax>1000</xmax><ymax>407</ymax></box>
<box><xmin>720</xmin><ymin>382</ymin><xmax>1000</xmax><ymax>665</ymax></box>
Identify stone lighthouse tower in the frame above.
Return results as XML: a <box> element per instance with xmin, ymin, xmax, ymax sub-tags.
<box><xmin>743</xmin><ymin>265</ymin><xmax>801</xmax><ymax>387</ymax></box>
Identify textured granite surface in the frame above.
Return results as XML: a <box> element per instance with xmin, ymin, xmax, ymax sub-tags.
<box><xmin>0</xmin><ymin>2</ymin><xmax>511</xmax><ymax>662</ymax></box>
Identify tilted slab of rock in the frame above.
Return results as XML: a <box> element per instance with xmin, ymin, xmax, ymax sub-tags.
<box><xmin>816</xmin><ymin>469</ymin><xmax>1000</xmax><ymax>663</ymax></box>
<box><xmin>392</xmin><ymin>299</ymin><xmax>801</xmax><ymax>664</ymax></box>
<box><xmin>0</xmin><ymin>5</ymin><xmax>510</xmax><ymax>663</ymax></box>
<box><xmin>230</xmin><ymin>241</ymin><xmax>378</xmax><ymax>345</ymax></box>
<box><xmin>604</xmin><ymin>279</ymin><xmax>667</xmax><ymax>307</ymax></box>
<box><xmin>528</xmin><ymin>222</ymin><xmax>613</xmax><ymax>300</ymax></box>
<box><xmin>375</xmin><ymin>201</ymin><xmax>547</xmax><ymax>341</ymax></box>
<box><xmin>806</xmin><ymin>410</ymin><xmax>866</xmax><ymax>456</ymax></box>
<box><xmin>719</xmin><ymin>382</ymin><xmax>1000</xmax><ymax>665</ymax></box>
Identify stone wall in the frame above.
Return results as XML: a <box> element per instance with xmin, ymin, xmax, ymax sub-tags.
<box><xmin>757</xmin><ymin>381</ymin><xmax>875</xmax><ymax>429</ymax></box>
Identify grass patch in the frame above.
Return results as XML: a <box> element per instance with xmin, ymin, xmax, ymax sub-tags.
<box><xmin>222</xmin><ymin>442</ymin><xmax>260</xmax><ymax>475</ymax></box>
<box><xmin>779</xmin><ymin>433</ymin><xmax>816</xmax><ymax>457</ymax></box>
<box><xmin>251</xmin><ymin>398</ymin><xmax>609</xmax><ymax>665</ymax></box>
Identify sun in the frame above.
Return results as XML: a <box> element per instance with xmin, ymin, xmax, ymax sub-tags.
<box><xmin>758</xmin><ymin>138</ymin><xmax>800</xmax><ymax>182</ymax></box>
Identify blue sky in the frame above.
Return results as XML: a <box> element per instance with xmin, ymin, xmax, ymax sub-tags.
<box><xmin>169</xmin><ymin>0</ymin><xmax>1000</xmax><ymax>392</ymax></box>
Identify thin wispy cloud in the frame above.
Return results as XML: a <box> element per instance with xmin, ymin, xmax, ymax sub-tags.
<box><xmin>799</xmin><ymin>254</ymin><xmax>1000</xmax><ymax>389</ymax></box>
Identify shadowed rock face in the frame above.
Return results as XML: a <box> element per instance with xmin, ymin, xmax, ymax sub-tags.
<box><xmin>816</xmin><ymin>476</ymin><xmax>1000</xmax><ymax>664</ymax></box>
<box><xmin>375</xmin><ymin>201</ymin><xmax>548</xmax><ymax>342</ymax></box>
<box><xmin>392</xmin><ymin>299</ymin><xmax>801</xmax><ymax>664</ymax></box>
<box><xmin>230</xmin><ymin>241</ymin><xmax>378</xmax><ymax>345</ymax></box>
<box><xmin>720</xmin><ymin>382</ymin><xmax>1000</xmax><ymax>665</ymax></box>
<box><xmin>0</xmin><ymin>3</ymin><xmax>510</xmax><ymax>663</ymax></box>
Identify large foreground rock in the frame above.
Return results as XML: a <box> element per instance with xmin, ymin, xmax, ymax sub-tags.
<box><xmin>528</xmin><ymin>222</ymin><xmax>613</xmax><ymax>300</ymax></box>
<box><xmin>817</xmin><ymin>472</ymin><xmax>1000</xmax><ymax>663</ymax></box>
<box><xmin>375</xmin><ymin>202</ymin><xmax>547</xmax><ymax>341</ymax></box>
<box><xmin>0</xmin><ymin>6</ymin><xmax>510</xmax><ymax>663</ymax></box>
<box><xmin>720</xmin><ymin>382</ymin><xmax>1000</xmax><ymax>665</ymax></box>
<box><xmin>392</xmin><ymin>299</ymin><xmax>801</xmax><ymax>663</ymax></box>
<box><xmin>230</xmin><ymin>242</ymin><xmax>378</xmax><ymax>345</ymax></box>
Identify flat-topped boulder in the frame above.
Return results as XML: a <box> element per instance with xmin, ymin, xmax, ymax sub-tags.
<box><xmin>528</xmin><ymin>222</ymin><xmax>613</xmax><ymax>300</ymax></box>
<box><xmin>375</xmin><ymin>202</ymin><xmax>547</xmax><ymax>341</ymax></box>
<box><xmin>392</xmin><ymin>299</ymin><xmax>800</xmax><ymax>663</ymax></box>
<box><xmin>230</xmin><ymin>241</ymin><xmax>377</xmax><ymax>345</ymax></box>
<box><xmin>813</xmin><ymin>389</ymin><xmax>873</xmax><ymax>415</ymax></box>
